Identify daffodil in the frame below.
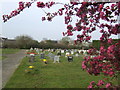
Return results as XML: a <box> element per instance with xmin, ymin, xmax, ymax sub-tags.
<box><xmin>43</xmin><ymin>59</ymin><xmax>47</xmax><ymax>62</ymax></box>
<box><xmin>29</xmin><ymin>66</ymin><xmax>34</xmax><ymax>69</ymax></box>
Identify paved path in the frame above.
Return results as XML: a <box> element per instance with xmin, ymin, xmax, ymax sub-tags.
<box><xmin>0</xmin><ymin>50</ymin><xmax>26</xmax><ymax>89</ymax></box>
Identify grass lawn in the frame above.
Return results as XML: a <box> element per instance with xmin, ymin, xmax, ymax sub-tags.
<box><xmin>0</xmin><ymin>48</ymin><xmax>20</xmax><ymax>60</ymax></box>
<box><xmin>2</xmin><ymin>48</ymin><xmax>20</xmax><ymax>54</ymax></box>
<box><xmin>0</xmin><ymin>56</ymin><xmax>7</xmax><ymax>60</ymax></box>
<box><xmin>4</xmin><ymin>52</ymin><xmax>118</xmax><ymax>88</ymax></box>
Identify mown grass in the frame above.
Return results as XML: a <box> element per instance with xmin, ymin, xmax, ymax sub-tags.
<box><xmin>0</xmin><ymin>48</ymin><xmax>20</xmax><ymax>60</ymax></box>
<box><xmin>2</xmin><ymin>48</ymin><xmax>20</xmax><ymax>54</ymax></box>
<box><xmin>4</xmin><ymin>52</ymin><xmax>118</xmax><ymax>88</ymax></box>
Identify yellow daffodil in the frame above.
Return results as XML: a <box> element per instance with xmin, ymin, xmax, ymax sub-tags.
<box><xmin>29</xmin><ymin>66</ymin><xmax>34</xmax><ymax>69</ymax></box>
<box><xmin>43</xmin><ymin>59</ymin><xmax>47</xmax><ymax>62</ymax></box>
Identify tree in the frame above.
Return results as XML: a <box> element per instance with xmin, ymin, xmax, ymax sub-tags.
<box><xmin>15</xmin><ymin>35</ymin><xmax>38</xmax><ymax>49</ymax></box>
<box><xmin>59</xmin><ymin>36</ymin><xmax>72</xmax><ymax>45</ymax></box>
<box><xmin>2</xmin><ymin>0</ymin><xmax>120</xmax><ymax>88</ymax></box>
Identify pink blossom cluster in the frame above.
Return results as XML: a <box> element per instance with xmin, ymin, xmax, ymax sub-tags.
<box><xmin>37</xmin><ymin>2</ymin><xmax>45</xmax><ymax>8</ymax></box>
<box><xmin>37</xmin><ymin>1</ymin><xmax>55</xmax><ymax>8</ymax></box>
<box><xmin>88</xmin><ymin>80</ymin><xmax>112</xmax><ymax>88</ymax></box>
<box><xmin>82</xmin><ymin>41</ymin><xmax>120</xmax><ymax>78</ymax></box>
<box><xmin>4</xmin><ymin>1</ymin><xmax>118</xmax><ymax>44</ymax></box>
<box><xmin>3</xmin><ymin>1</ymin><xmax>33</xmax><ymax>22</ymax></box>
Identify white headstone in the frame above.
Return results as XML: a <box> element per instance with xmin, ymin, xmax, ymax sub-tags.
<box><xmin>66</xmin><ymin>52</ymin><xmax>70</xmax><ymax>56</ymax></box>
<box><xmin>61</xmin><ymin>50</ymin><xmax>64</xmax><ymax>53</ymax></box>
<box><xmin>53</xmin><ymin>56</ymin><xmax>60</xmax><ymax>63</ymax></box>
<box><xmin>71</xmin><ymin>51</ymin><xmax>74</xmax><ymax>55</ymax></box>
<box><xmin>30</xmin><ymin>47</ymin><xmax>33</xmax><ymax>51</ymax></box>
<box><xmin>75</xmin><ymin>53</ymin><xmax>79</xmax><ymax>57</ymax></box>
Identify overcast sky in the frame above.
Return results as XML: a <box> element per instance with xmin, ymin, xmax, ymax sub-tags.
<box><xmin>0</xmin><ymin>0</ymin><xmax>119</xmax><ymax>42</ymax></box>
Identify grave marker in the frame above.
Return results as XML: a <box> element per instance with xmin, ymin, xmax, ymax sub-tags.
<box><xmin>40</xmin><ymin>53</ymin><xmax>45</xmax><ymax>59</ymax></box>
<box><xmin>68</xmin><ymin>55</ymin><xmax>73</xmax><ymax>62</ymax></box>
<box><xmin>53</xmin><ymin>56</ymin><xmax>60</xmax><ymax>63</ymax></box>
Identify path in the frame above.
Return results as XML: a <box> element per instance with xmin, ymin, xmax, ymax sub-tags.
<box><xmin>0</xmin><ymin>50</ymin><xmax>26</xmax><ymax>89</ymax></box>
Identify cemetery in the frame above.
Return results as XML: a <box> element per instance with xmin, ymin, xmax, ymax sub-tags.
<box><xmin>1</xmin><ymin>0</ymin><xmax>120</xmax><ymax>89</ymax></box>
<box><xmin>2</xmin><ymin>48</ymin><xmax>118</xmax><ymax>88</ymax></box>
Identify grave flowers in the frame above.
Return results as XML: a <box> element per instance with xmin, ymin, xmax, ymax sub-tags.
<box><xmin>29</xmin><ymin>65</ymin><xmax>34</xmax><ymax>69</ymax></box>
<box><xmin>27</xmin><ymin>50</ymin><xmax>38</xmax><ymax>55</ymax></box>
<box><xmin>25</xmin><ymin>65</ymin><xmax>39</xmax><ymax>74</ymax></box>
<box><xmin>43</xmin><ymin>59</ymin><xmax>48</xmax><ymax>64</ymax></box>
<box><xmin>25</xmin><ymin>65</ymin><xmax>34</xmax><ymax>73</ymax></box>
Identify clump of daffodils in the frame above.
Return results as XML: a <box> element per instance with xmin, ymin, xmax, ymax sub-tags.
<box><xmin>25</xmin><ymin>65</ymin><xmax>34</xmax><ymax>73</ymax></box>
<box><xmin>43</xmin><ymin>59</ymin><xmax>48</xmax><ymax>64</ymax></box>
<box><xmin>28</xmin><ymin>65</ymin><xmax>34</xmax><ymax>69</ymax></box>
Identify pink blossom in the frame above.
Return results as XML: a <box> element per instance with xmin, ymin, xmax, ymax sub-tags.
<box><xmin>82</xmin><ymin>61</ymin><xmax>86</xmax><ymax>69</ymax></box>
<box><xmin>106</xmin><ymin>6</ymin><xmax>110</xmax><ymax>9</ymax></box>
<box><xmin>90</xmin><ymin>19</ymin><xmax>94</xmax><ymax>23</ymax></box>
<box><xmin>87</xmin><ymin>85</ymin><xmax>93</xmax><ymax>88</ymax></box>
<box><xmin>98</xmin><ymin>63</ymin><xmax>103</xmax><ymax>67</ymax></box>
<box><xmin>107</xmin><ymin>45</ymin><xmax>115</xmax><ymax>54</ymax></box>
<box><xmin>77</xmin><ymin>35</ymin><xmax>81</xmax><ymax>38</ymax></box>
<box><xmin>45</xmin><ymin>2</ymin><xmax>55</xmax><ymax>8</ymax></box>
<box><xmin>73</xmin><ymin>27</ymin><xmax>78</xmax><ymax>31</ymax></box>
<box><xmin>58</xmin><ymin>9</ymin><xmax>63</xmax><ymax>16</ymax></box>
<box><xmin>62</xmin><ymin>32</ymin><xmax>65</xmax><ymax>36</ymax></box>
<box><xmin>74</xmin><ymin>40</ymin><xmax>77</xmax><ymax>45</ymax></box>
<box><xmin>99</xmin><ymin>4</ymin><xmax>103</xmax><ymax>9</ymax></box>
<box><xmin>70</xmin><ymin>1</ymin><xmax>79</xmax><ymax>5</ymax></box>
<box><xmin>85</xmin><ymin>27</ymin><xmax>90</xmax><ymax>30</ymax></box>
<box><xmin>82</xmin><ymin>31</ymin><xmax>86</xmax><ymax>35</ymax></box>
<box><xmin>108</xmin><ymin>71</ymin><xmax>114</xmax><ymax>77</ymax></box>
<box><xmin>107</xmin><ymin>38</ymin><xmax>112</xmax><ymax>44</ymax></box>
<box><xmin>97</xmin><ymin>80</ymin><xmax>104</xmax><ymax>86</ymax></box>
<box><xmin>67</xmin><ymin>30</ymin><xmax>73</xmax><ymax>36</ymax></box>
<box><xmin>67</xmin><ymin>25</ymin><xmax>73</xmax><ymax>30</ymax></box>
<box><xmin>49</xmin><ymin>1</ymin><xmax>55</xmax><ymax>7</ymax></box>
<box><xmin>65</xmin><ymin>16</ymin><xmax>71</xmax><ymax>24</ymax></box>
<box><xmin>90</xmin><ymin>81</ymin><xmax>95</xmax><ymax>85</ymax></box>
<box><xmin>105</xmin><ymin>83</ymin><xmax>111</xmax><ymax>88</ymax></box>
<box><xmin>111</xmin><ymin>4</ymin><xmax>116</xmax><ymax>8</ymax></box>
<box><xmin>85</xmin><ymin>36</ymin><xmax>91</xmax><ymax>41</ymax></box>
<box><xmin>42</xmin><ymin>17</ymin><xmax>46</xmax><ymax>21</ymax></box>
<box><xmin>82</xmin><ymin>2</ymin><xmax>88</xmax><ymax>6</ymax></box>
<box><xmin>25</xmin><ymin>2</ymin><xmax>31</xmax><ymax>8</ymax></box>
<box><xmin>100</xmin><ymin>46</ymin><xmax>106</xmax><ymax>52</ymax></box>
<box><xmin>118</xmin><ymin>2</ymin><xmax>120</xmax><ymax>13</ymax></box>
<box><xmin>37</xmin><ymin>2</ymin><xmax>45</xmax><ymax>8</ymax></box>
<box><xmin>47</xmin><ymin>17</ymin><xmax>52</xmax><ymax>21</ymax></box>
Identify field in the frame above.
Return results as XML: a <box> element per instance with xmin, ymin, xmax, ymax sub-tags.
<box><xmin>4</xmin><ymin>51</ymin><xmax>118</xmax><ymax>88</ymax></box>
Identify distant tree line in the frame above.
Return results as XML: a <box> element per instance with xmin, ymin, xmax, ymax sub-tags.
<box><xmin>2</xmin><ymin>35</ymin><xmax>90</xmax><ymax>49</ymax></box>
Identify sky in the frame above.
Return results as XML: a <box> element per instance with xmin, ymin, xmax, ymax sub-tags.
<box><xmin>0</xmin><ymin>0</ymin><xmax>119</xmax><ymax>42</ymax></box>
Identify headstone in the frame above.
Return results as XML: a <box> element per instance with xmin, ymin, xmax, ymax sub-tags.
<box><xmin>57</xmin><ymin>51</ymin><xmax>61</xmax><ymax>56</ymax></box>
<box><xmin>34</xmin><ymin>48</ymin><xmax>37</xmax><ymax>50</ymax></box>
<box><xmin>53</xmin><ymin>56</ymin><xmax>60</xmax><ymax>63</ymax></box>
<box><xmin>36</xmin><ymin>48</ymin><xmax>39</xmax><ymax>54</ymax></box>
<box><xmin>68</xmin><ymin>56</ymin><xmax>73</xmax><ymax>62</ymax></box>
<box><xmin>29</xmin><ymin>55</ymin><xmax>35</xmax><ymax>63</ymax></box>
<box><xmin>65</xmin><ymin>52</ymin><xmax>70</xmax><ymax>57</ymax></box>
<box><xmin>30</xmin><ymin>47</ymin><xmax>33</xmax><ymax>51</ymax></box>
<box><xmin>40</xmin><ymin>53</ymin><xmax>45</xmax><ymax>59</ymax></box>
<box><xmin>75</xmin><ymin>53</ymin><xmax>79</xmax><ymax>57</ymax></box>
<box><xmin>71</xmin><ymin>51</ymin><xmax>74</xmax><ymax>55</ymax></box>
<box><xmin>61</xmin><ymin>50</ymin><xmax>64</xmax><ymax>53</ymax></box>
<box><xmin>48</xmin><ymin>53</ymin><xmax>55</xmax><ymax>60</ymax></box>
